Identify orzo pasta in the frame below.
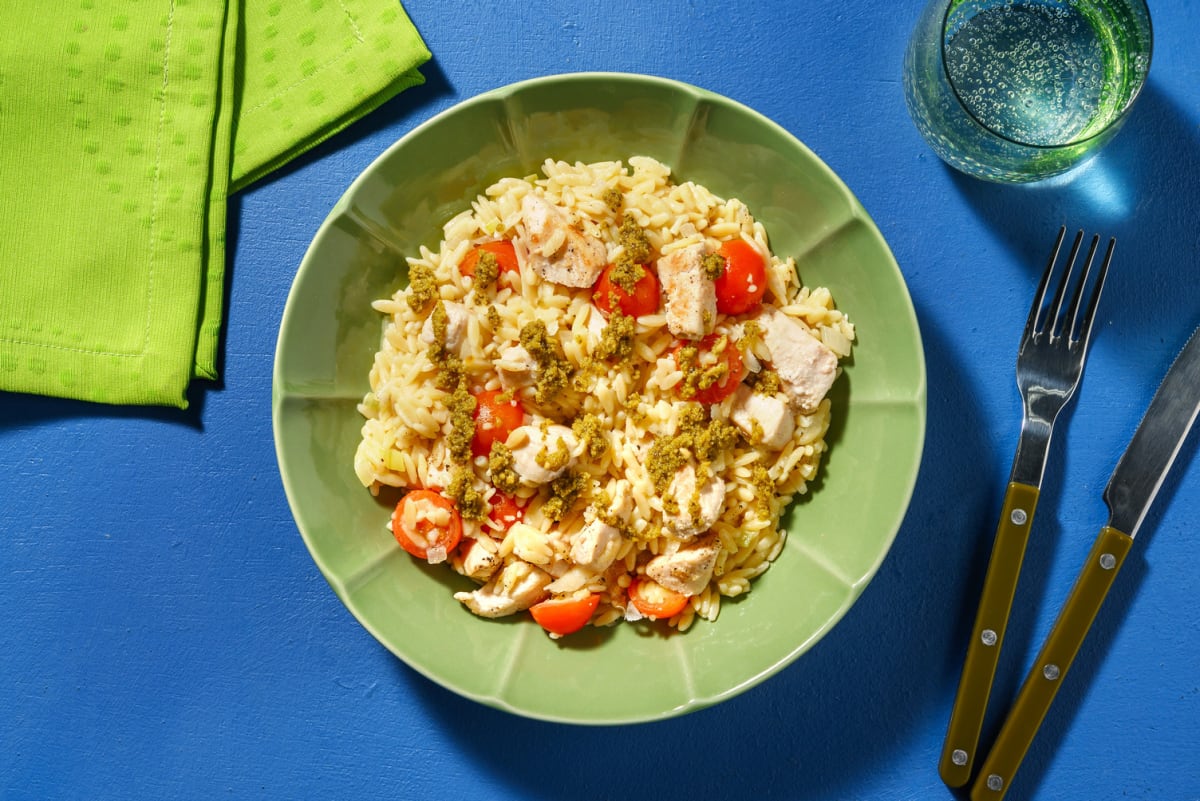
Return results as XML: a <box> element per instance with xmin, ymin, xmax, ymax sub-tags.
<box><xmin>354</xmin><ymin>157</ymin><xmax>854</xmax><ymax>636</ymax></box>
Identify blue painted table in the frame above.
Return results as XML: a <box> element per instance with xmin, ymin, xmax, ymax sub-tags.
<box><xmin>3</xmin><ymin>2</ymin><xmax>1197</xmax><ymax>799</ymax></box>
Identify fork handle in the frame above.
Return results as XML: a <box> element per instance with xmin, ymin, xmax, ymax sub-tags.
<box><xmin>970</xmin><ymin>526</ymin><xmax>1133</xmax><ymax>801</ymax></box>
<box><xmin>939</xmin><ymin>481</ymin><xmax>1040</xmax><ymax>788</ymax></box>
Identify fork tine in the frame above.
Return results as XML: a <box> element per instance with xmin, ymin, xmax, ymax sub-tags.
<box><xmin>1024</xmin><ymin>225</ymin><xmax>1067</xmax><ymax>340</ymax></box>
<box><xmin>1063</xmin><ymin>234</ymin><xmax>1101</xmax><ymax>342</ymax></box>
<box><xmin>1047</xmin><ymin>229</ymin><xmax>1085</xmax><ymax>338</ymax></box>
<box><xmin>1075</xmin><ymin>237</ymin><xmax>1116</xmax><ymax>348</ymax></box>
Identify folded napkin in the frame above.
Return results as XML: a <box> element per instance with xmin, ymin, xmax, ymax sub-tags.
<box><xmin>0</xmin><ymin>0</ymin><xmax>430</xmax><ymax>408</ymax></box>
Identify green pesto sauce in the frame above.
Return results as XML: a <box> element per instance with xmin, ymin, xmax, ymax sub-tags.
<box><xmin>618</xmin><ymin>215</ymin><xmax>651</xmax><ymax>265</ymax></box>
<box><xmin>686</xmin><ymin>484</ymin><xmax>703</xmax><ymax>523</ymax></box>
<box><xmin>541</xmin><ymin>470</ymin><xmax>587</xmax><ymax>522</ymax></box>
<box><xmin>589</xmin><ymin>489</ymin><xmax>626</xmax><ymax>531</ymax></box>
<box><xmin>631</xmin><ymin>521</ymin><xmax>662</xmax><ymax>543</ymax></box>
<box><xmin>572</xmin><ymin>413</ymin><xmax>610</xmax><ymax>459</ymax></box>
<box><xmin>645</xmin><ymin>404</ymin><xmax>737</xmax><ymax>492</ymax></box>
<box><xmin>593</xmin><ymin>309</ymin><xmax>636</xmax><ymax>365</ymax></box>
<box><xmin>741</xmin><ymin>319</ymin><xmax>763</xmax><ymax>347</ymax></box>
<box><xmin>406</xmin><ymin>263</ymin><xmax>438</xmax><ymax>312</ymax></box>
<box><xmin>751</xmin><ymin>368</ymin><xmax>782</xmax><ymax>396</ymax></box>
<box><xmin>602</xmin><ymin>187</ymin><xmax>624</xmax><ymax>214</ymax></box>
<box><xmin>623</xmin><ymin>392</ymin><xmax>648</xmax><ymax>426</ymax></box>
<box><xmin>609</xmin><ymin>258</ymin><xmax>646</xmax><ymax>294</ymax></box>
<box><xmin>701</xmin><ymin>252</ymin><xmax>726</xmax><ymax>281</ymax></box>
<box><xmin>748</xmin><ymin>418</ymin><xmax>765</xmax><ymax>446</ymax></box>
<box><xmin>425</xmin><ymin>302</ymin><xmax>466</xmax><ymax>392</ymax></box>
<box><xmin>674</xmin><ymin>338</ymin><xmax>733</xmax><ymax>400</ymax></box>
<box><xmin>488</xmin><ymin>442</ymin><xmax>521</xmax><ymax>495</ymax></box>
<box><xmin>519</xmin><ymin>320</ymin><xmax>572</xmax><ymax>403</ymax></box>
<box><xmin>447</xmin><ymin>465</ymin><xmax>487</xmax><ymax>521</ymax></box>
<box><xmin>445</xmin><ymin>378</ymin><xmax>477</xmax><ymax>464</ymax></box>
<box><xmin>475</xmin><ymin>250</ymin><xmax>499</xmax><ymax>289</ymax></box>
<box><xmin>534</xmin><ymin>435</ymin><xmax>571</xmax><ymax>472</ymax></box>
<box><xmin>431</xmin><ymin>300</ymin><xmax>448</xmax><ymax>341</ymax></box>
<box><xmin>609</xmin><ymin>215</ymin><xmax>651</xmax><ymax>293</ymax></box>
<box><xmin>749</xmin><ymin>463</ymin><xmax>774</xmax><ymax>520</ymax></box>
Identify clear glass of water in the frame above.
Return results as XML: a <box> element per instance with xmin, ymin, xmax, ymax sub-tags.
<box><xmin>903</xmin><ymin>0</ymin><xmax>1152</xmax><ymax>183</ymax></box>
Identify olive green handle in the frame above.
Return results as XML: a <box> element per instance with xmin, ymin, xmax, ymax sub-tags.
<box><xmin>970</xmin><ymin>525</ymin><xmax>1134</xmax><ymax>801</ymax></box>
<box><xmin>940</xmin><ymin>482</ymin><xmax>1041</xmax><ymax>788</ymax></box>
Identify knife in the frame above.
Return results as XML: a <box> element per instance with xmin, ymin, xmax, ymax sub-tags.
<box><xmin>970</xmin><ymin>323</ymin><xmax>1200</xmax><ymax>801</ymax></box>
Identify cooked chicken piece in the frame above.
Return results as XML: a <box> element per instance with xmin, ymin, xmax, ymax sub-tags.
<box><xmin>520</xmin><ymin>194</ymin><xmax>607</xmax><ymax>287</ymax></box>
<box><xmin>758</xmin><ymin>305</ymin><xmax>838</xmax><ymax>410</ymax></box>
<box><xmin>607</xmin><ymin>479</ymin><xmax>635</xmax><ymax>521</ymax></box>
<box><xmin>496</xmin><ymin>344</ymin><xmax>537</xmax><ymax>390</ymax></box>
<box><xmin>570</xmin><ymin>518</ymin><xmax>622</xmax><ymax>572</ymax></box>
<box><xmin>656</xmin><ymin>244</ymin><xmax>717</xmax><ymax>340</ymax></box>
<box><xmin>419</xmin><ymin>300</ymin><xmax>469</xmax><ymax>351</ymax></box>
<box><xmin>509</xmin><ymin>423</ymin><xmax>581</xmax><ymax>485</ymax></box>
<box><xmin>729</xmin><ymin>384</ymin><xmax>795</xmax><ymax>449</ymax></box>
<box><xmin>461</xmin><ymin>539</ymin><xmax>501</xmax><ymax>581</ymax></box>
<box><xmin>662</xmin><ymin>464</ymin><xmax>725</xmax><ymax>541</ymax></box>
<box><xmin>453</xmin><ymin>560</ymin><xmax>551</xmax><ymax>618</ymax></box>
<box><xmin>645</xmin><ymin>534</ymin><xmax>720</xmax><ymax>597</ymax></box>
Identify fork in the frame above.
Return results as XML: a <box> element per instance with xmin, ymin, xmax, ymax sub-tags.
<box><xmin>938</xmin><ymin>226</ymin><xmax>1116</xmax><ymax>788</ymax></box>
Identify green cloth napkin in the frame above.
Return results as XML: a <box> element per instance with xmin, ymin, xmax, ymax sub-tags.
<box><xmin>0</xmin><ymin>0</ymin><xmax>429</xmax><ymax>408</ymax></box>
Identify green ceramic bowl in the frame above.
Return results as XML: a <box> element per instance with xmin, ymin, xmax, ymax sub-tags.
<box><xmin>273</xmin><ymin>73</ymin><xmax>926</xmax><ymax>724</ymax></box>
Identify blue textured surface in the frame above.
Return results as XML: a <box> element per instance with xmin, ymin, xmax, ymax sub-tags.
<box><xmin>3</xmin><ymin>1</ymin><xmax>1197</xmax><ymax>799</ymax></box>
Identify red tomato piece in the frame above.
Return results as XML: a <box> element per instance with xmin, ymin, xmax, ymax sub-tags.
<box><xmin>530</xmin><ymin>594</ymin><xmax>601</xmax><ymax>637</ymax></box>
<box><xmin>390</xmin><ymin>490</ymin><xmax>463</xmax><ymax>561</ymax></box>
<box><xmin>592</xmin><ymin>262</ymin><xmax>660</xmax><ymax>318</ymax></box>
<box><xmin>713</xmin><ymin>239</ymin><xmax>767</xmax><ymax>315</ymax></box>
<box><xmin>459</xmin><ymin>240</ymin><xmax>520</xmax><ymax>278</ymax></box>
<box><xmin>486</xmin><ymin>491</ymin><xmax>525</xmax><ymax>534</ymax></box>
<box><xmin>670</xmin><ymin>333</ymin><xmax>747</xmax><ymax>404</ymax></box>
<box><xmin>471</xmin><ymin>390</ymin><xmax>524</xmax><ymax>458</ymax></box>
<box><xmin>628</xmin><ymin>578</ymin><xmax>690</xmax><ymax>620</ymax></box>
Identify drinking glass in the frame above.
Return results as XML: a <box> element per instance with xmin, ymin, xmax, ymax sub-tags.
<box><xmin>903</xmin><ymin>0</ymin><xmax>1152</xmax><ymax>183</ymax></box>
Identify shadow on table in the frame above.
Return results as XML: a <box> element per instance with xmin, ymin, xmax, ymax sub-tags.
<box><xmin>948</xmin><ymin>83</ymin><xmax>1199</xmax><ymax>348</ymax></box>
<box><xmin>940</xmin><ymin>81</ymin><xmax>1200</xmax><ymax>796</ymax></box>
<box><xmin>402</xmin><ymin>303</ymin><xmax>996</xmax><ymax>801</ymax></box>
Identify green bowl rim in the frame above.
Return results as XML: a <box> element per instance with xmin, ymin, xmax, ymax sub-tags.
<box><xmin>272</xmin><ymin>71</ymin><xmax>928</xmax><ymax>724</ymax></box>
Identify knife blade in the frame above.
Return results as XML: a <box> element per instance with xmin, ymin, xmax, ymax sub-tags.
<box><xmin>1104</xmin><ymin>326</ymin><xmax>1200</xmax><ymax>537</ymax></box>
<box><xmin>971</xmin><ymin>323</ymin><xmax>1200</xmax><ymax>801</ymax></box>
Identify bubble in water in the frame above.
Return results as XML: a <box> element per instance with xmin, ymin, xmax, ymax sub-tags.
<box><xmin>942</xmin><ymin>0</ymin><xmax>1123</xmax><ymax>146</ymax></box>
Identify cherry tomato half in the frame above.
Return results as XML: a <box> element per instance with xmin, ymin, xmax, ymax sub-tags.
<box><xmin>713</xmin><ymin>239</ymin><xmax>767</xmax><ymax>316</ymax></box>
<box><xmin>530</xmin><ymin>594</ymin><xmax>601</xmax><ymax>636</ymax></box>
<box><xmin>459</xmin><ymin>240</ymin><xmax>520</xmax><ymax>278</ymax></box>
<box><xmin>391</xmin><ymin>490</ymin><xmax>463</xmax><ymax>561</ymax></box>
<box><xmin>628</xmin><ymin>578</ymin><xmax>690</xmax><ymax>620</ymax></box>
<box><xmin>670</xmin><ymin>333</ymin><xmax>747</xmax><ymax>404</ymax></box>
<box><xmin>486</xmin><ymin>491</ymin><xmax>525</xmax><ymax>534</ymax></box>
<box><xmin>471</xmin><ymin>390</ymin><xmax>524</xmax><ymax>458</ymax></box>
<box><xmin>592</xmin><ymin>262</ymin><xmax>660</xmax><ymax>318</ymax></box>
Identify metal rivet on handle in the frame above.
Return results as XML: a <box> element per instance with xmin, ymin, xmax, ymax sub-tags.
<box><xmin>981</xmin><ymin>629</ymin><xmax>998</xmax><ymax>646</ymax></box>
<box><xmin>1043</xmin><ymin>664</ymin><xmax>1060</xmax><ymax>680</ymax></box>
<box><xmin>1010</xmin><ymin>508</ymin><xmax>1028</xmax><ymax>525</ymax></box>
<box><xmin>987</xmin><ymin>774</ymin><xmax>1004</xmax><ymax>791</ymax></box>
<box><xmin>1100</xmin><ymin>553</ymin><xmax>1116</xmax><ymax>570</ymax></box>
<box><xmin>952</xmin><ymin>749</ymin><xmax>968</xmax><ymax>766</ymax></box>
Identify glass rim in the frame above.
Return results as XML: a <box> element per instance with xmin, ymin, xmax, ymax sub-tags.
<box><xmin>938</xmin><ymin>0</ymin><xmax>1154</xmax><ymax>151</ymax></box>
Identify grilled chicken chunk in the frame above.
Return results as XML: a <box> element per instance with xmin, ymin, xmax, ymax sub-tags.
<box><xmin>520</xmin><ymin>194</ymin><xmax>607</xmax><ymax>287</ymax></box>
<box><xmin>656</xmin><ymin>244</ymin><xmax>717</xmax><ymax>340</ymax></box>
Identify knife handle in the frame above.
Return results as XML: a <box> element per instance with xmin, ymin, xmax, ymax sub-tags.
<box><xmin>969</xmin><ymin>526</ymin><xmax>1134</xmax><ymax>801</ymax></box>
<box><xmin>940</xmin><ymin>482</ymin><xmax>1040</xmax><ymax>788</ymax></box>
